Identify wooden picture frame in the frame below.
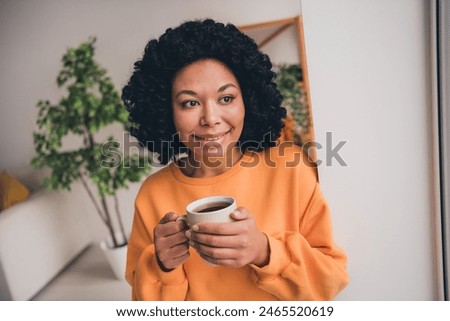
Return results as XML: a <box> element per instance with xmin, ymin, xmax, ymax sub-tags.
<box><xmin>239</xmin><ymin>15</ymin><xmax>316</xmax><ymax>161</ymax></box>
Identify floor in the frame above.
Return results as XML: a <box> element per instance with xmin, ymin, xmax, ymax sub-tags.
<box><xmin>32</xmin><ymin>244</ymin><xmax>131</xmax><ymax>301</ymax></box>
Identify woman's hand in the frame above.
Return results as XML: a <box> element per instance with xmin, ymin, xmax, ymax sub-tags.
<box><xmin>154</xmin><ymin>212</ymin><xmax>190</xmax><ymax>271</ymax></box>
<box><xmin>185</xmin><ymin>207</ymin><xmax>269</xmax><ymax>268</ymax></box>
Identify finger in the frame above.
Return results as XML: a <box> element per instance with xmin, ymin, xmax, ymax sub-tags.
<box><xmin>189</xmin><ymin>232</ymin><xmax>241</xmax><ymax>248</ymax></box>
<box><xmin>159</xmin><ymin>212</ymin><xmax>179</xmax><ymax>224</ymax></box>
<box><xmin>157</xmin><ymin>241</ymin><xmax>189</xmax><ymax>263</ymax></box>
<box><xmin>172</xmin><ymin>251</ymin><xmax>190</xmax><ymax>264</ymax></box>
<box><xmin>192</xmin><ymin>219</ymin><xmax>250</xmax><ymax>236</ymax></box>
<box><xmin>229</xmin><ymin>207</ymin><xmax>250</xmax><ymax>221</ymax></box>
<box><xmin>156</xmin><ymin>220</ymin><xmax>187</xmax><ymax>237</ymax></box>
<box><xmin>192</xmin><ymin>241</ymin><xmax>237</xmax><ymax>259</ymax></box>
<box><xmin>163</xmin><ymin>229</ymin><xmax>189</xmax><ymax>246</ymax></box>
<box><xmin>170</xmin><ymin>242</ymin><xmax>190</xmax><ymax>258</ymax></box>
<box><xmin>176</xmin><ymin>215</ymin><xmax>189</xmax><ymax>228</ymax></box>
<box><xmin>162</xmin><ymin>251</ymin><xmax>190</xmax><ymax>270</ymax></box>
<box><xmin>197</xmin><ymin>252</ymin><xmax>240</xmax><ymax>268</ymax></box>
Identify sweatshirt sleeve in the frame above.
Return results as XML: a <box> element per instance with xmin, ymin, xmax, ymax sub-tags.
<box><xmin>250</xmin><ymin>184</ymin><xmax>349</xmax><ymax>300</ymax></box>
<box><xmin>125</xmin><ymin>204</ymin><xmax>188</xmax><ymax>300</ymax></box>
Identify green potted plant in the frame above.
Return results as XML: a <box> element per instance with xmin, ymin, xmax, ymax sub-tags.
<box><xmin>275</xmin><ymin>63</ymin><xmax>309</xmax><ymax>145</ymax></box>
<box><xmin>31</xmin><ymin>37</ymin><xmax>150</xmax><ymax>278</ymax></box>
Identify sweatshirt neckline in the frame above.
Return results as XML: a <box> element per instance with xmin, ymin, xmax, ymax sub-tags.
<box><xmin>169</xmin><ymin>152</ymin><xmax>253</xmax><ymax>185</ymax></box>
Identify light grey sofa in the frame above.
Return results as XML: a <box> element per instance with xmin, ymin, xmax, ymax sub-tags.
<box><xmin>0</xmin><ymin>188</ymin><xmax>91</xmax><ymax>300</ymax></box>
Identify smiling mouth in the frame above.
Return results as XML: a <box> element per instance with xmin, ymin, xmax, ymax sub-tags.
<box><xmin>194</xmin><ymin>130</ymin><xmax>231</xmax><ymax>142</ymax></box>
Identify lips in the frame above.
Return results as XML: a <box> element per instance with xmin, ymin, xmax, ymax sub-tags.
<box><xmin>193</xmin><ymin>129</ymin><xmax>231</xmax><ymax>141</ymax></box>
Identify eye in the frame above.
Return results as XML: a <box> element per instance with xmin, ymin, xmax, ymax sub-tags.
<box><xmin>181</xmin><ymin>100</ymin><xmax>199</xmax><ymax>108</ymax></box>
<box><xmin>219</xmin><ymin>96</ymin><xmax>234</xmax><ymax>105</ymax></box>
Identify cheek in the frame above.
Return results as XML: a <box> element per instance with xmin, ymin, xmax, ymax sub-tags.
<box><xmin>234</xmin><ymin>104</ymin><xmax>246</xmax><ymax>129</ymax></box>
<box><xmin>172</xmin><ymin>110</ymin><xmax>197</xmax><ymax>138</ymax></box>
<box><xmin>225</xmin><ymin>105</ymin><xmax>245</xmax><ymax>140</ymax></box>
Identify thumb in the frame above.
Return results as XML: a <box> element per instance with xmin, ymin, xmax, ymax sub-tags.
<box><xmin>230</xmin><ymin>207</ymin><xmax>249</xmax><ymax>221</ymax></box>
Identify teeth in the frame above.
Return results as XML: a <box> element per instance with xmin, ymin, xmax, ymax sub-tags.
<box><xmin>201</xmin><ymin>135</ymin><xmax>223</xmax><ymax>141</ymax></box>
<box><xmin>197</xmin><ymin>132</ymin><xmax>227</xmax><ymax>141</ymax></box>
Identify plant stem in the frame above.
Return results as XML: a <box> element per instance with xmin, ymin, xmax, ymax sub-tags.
<box><xmin>85</xmin><ymin>129</ymin><xmax>118</xmax><ymax>248</ymax></box>
<box><xmin>100</xmin><ymin>195</ymin><xmax>119</xmax><ymax>248</ymax></box>
<box><xmin>79</xmin><ymin>172</ymin><xmax>107</xmax><ymax>225</ymax></box>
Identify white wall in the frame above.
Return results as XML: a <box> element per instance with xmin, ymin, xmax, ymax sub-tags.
<box><xmin>301</xmin><ymin>0</ymin><xmax>439</xmax><ymax>299</ymax></box>
<box><xmin>0</xmin><ymin>0</ymin><xmax>301</xmax><ymax>273</ymax></box>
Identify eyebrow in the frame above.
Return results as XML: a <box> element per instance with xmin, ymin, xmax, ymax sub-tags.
<box><xmin>218</xmin><ymin>83</ymin><xmax>237</xmax><ymax>92</ymax></box>
<box><xmin>174</xmin><ymin>83</ymin><xmax>238</xmax><ymax>98</ymax></box>
<box><xmin>174</xmin><ymin>90</ymin><xmax>197</xmax><ymax>98</ymax></box>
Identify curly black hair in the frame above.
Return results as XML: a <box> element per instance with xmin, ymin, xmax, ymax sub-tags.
<box><xmin>122</xmin><ymin>19</ymin><xmax>286</xmax><ymax>164</ymax></box>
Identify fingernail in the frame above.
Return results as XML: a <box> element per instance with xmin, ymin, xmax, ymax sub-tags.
<box><xmin>192</xmin><ymin>225</ymin><xmax>199</xmax><ymax>232</ymax></box>
<box><xmin>185</xmin><ymin>230</ymin><xmax>191</xmax><ymax>238</ymax></box>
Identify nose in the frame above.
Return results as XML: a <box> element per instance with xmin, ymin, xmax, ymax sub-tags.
<box><xmin>200</xmin><ymin>101</ymin><xmax>221</xmax><ymax>127</ymax></box>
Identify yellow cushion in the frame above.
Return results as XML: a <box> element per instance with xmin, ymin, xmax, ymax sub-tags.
<box><xmin>0</xmin><ymin>171</ymin><xmax>30</xmax><ymax>212</ymax></box>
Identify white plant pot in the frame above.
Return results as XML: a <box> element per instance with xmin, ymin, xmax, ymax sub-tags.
<box><xmin>100</xmin><ymin>233</ymin><xmax>128</xmax><ymax>280</ymax></box>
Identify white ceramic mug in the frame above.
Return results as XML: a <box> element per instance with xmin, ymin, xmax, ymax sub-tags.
<box><xmin>180</xmin><ymin>196</ymin><xmax>236</xmax><ymax>265</ymax></box>
<box><xmin>184</xmin><ymin>195</ymin><xmax>236</xmax><ymax>225</ymax></box>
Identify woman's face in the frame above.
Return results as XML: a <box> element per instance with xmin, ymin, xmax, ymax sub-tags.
<box><xmin>171</xmin><ymin>59</ymin><xmax>245</xmax><ymax>164</ymax></box>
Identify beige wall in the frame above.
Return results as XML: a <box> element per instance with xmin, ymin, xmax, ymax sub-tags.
<box><xmin>302</xmin><ymin>0</ymin><xmax>438</xmax><ymax>299</ymax></box>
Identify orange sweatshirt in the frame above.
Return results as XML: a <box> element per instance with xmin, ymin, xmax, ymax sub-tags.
<box><xmin>126</xmin><ymin>144</ymin><xmax>348</xmax><ymax>300</ymax></box>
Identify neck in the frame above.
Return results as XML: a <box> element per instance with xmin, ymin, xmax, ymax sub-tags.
<box><xmin>180</xmin><ymin>148</ymin><xmax>243</xmax><ymax>178</ymax></box>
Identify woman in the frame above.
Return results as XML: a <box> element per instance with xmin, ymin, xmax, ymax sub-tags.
<box><xmin>122</xmin><ymin>19</ymin><xmax>348</xmax><ymax>300</ymax></box>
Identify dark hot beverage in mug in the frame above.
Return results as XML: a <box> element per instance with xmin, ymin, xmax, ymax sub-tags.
<box><xmin>185</xmin><ymin>196</ymin><xmax>236</xmax><ymax>225</ymax></box>
<box><xmin>194</xmin><ymin>201</ymin><xmax>231</xmax><ymax>213</ymax></box>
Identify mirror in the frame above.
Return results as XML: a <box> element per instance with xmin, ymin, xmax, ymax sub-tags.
<box><xmin>238</xmin><ymin>15</ymin><xmax>316</xmax><ymax>160</ymax></box>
